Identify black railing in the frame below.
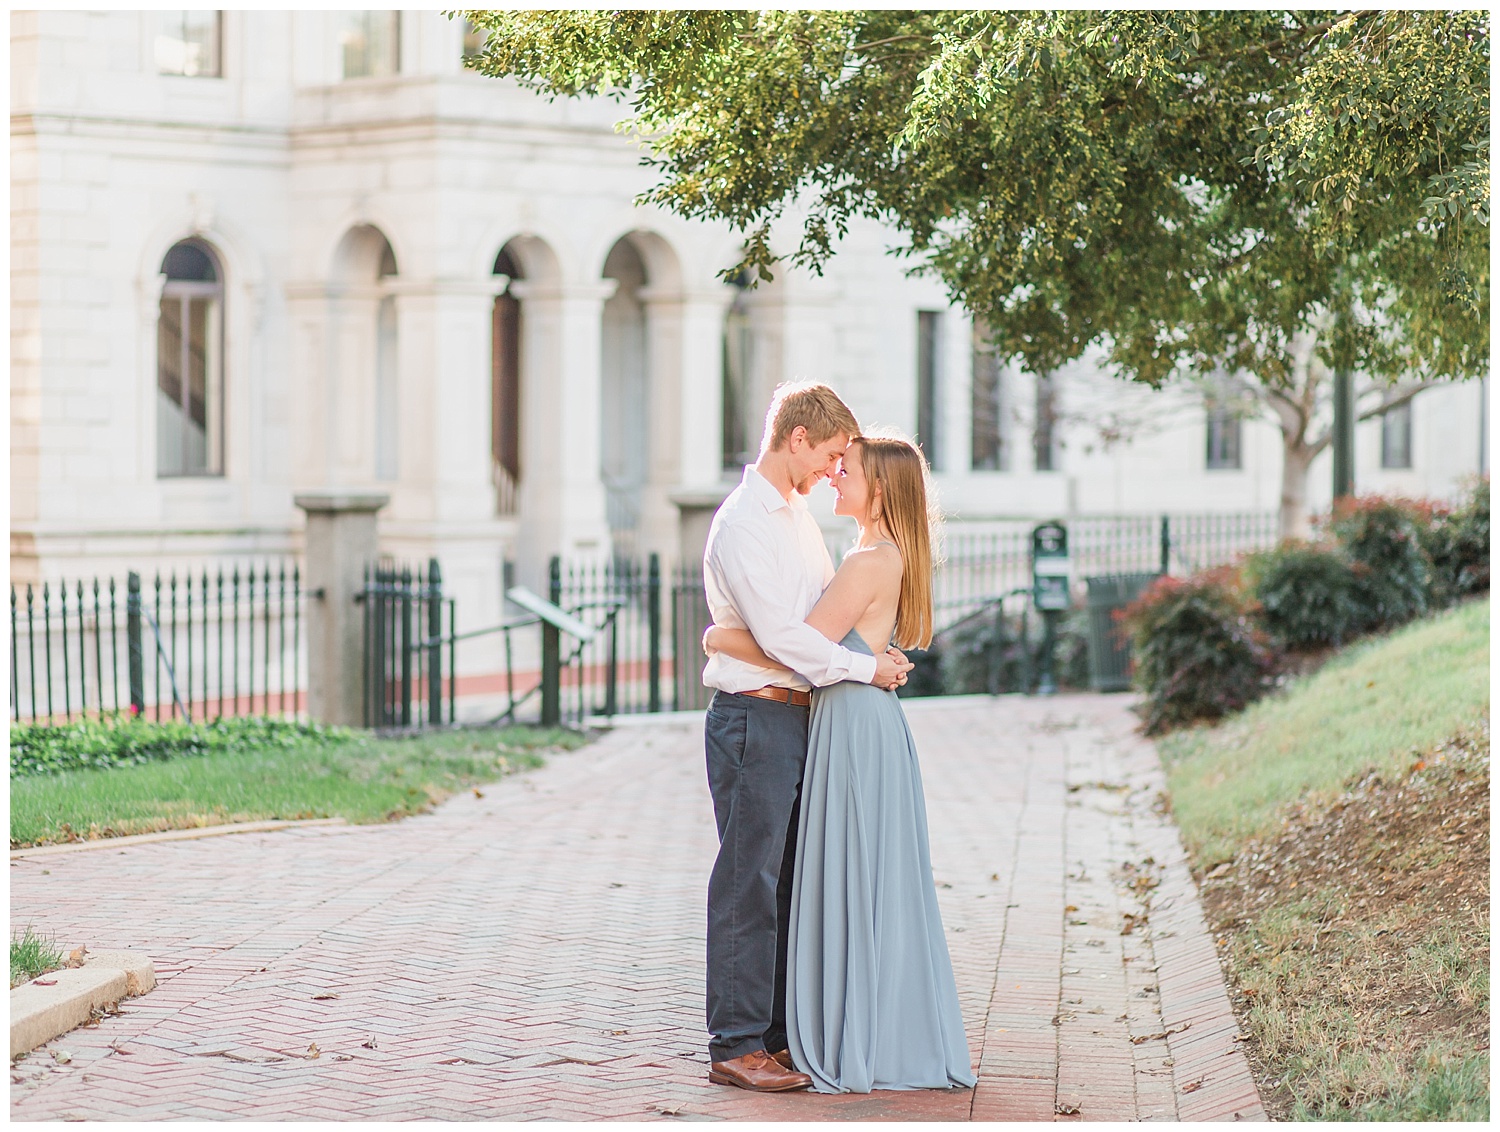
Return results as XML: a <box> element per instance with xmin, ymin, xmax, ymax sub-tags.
<box><xmin>935</xmin><ymin>512</ymin><xmax>1277</xmax><ymax>629</ymax></box>
<box><xmin>10</xmin><ymin>564</ymin><xmax>303</xmax><ymax>725</ymax></box>
<box><xmin>549</xmin><ymin>554</ymin><xmax>664</xmax><ymax>724</ymax></box>
<box><xmin>359</xmin><ymin>558</ymin><xmax>455</xmax><ymax>729</ymax></box>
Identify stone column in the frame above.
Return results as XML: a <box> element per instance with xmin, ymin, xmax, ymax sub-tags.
<box><xmin>295</xmin><ymin>490</ymin><xmax>389</xmax><ymax>726</ymax></box>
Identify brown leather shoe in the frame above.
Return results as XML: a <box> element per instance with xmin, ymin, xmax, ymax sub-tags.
<box><xmin>708</xmin><ymin>1049</ymin><xmax>812</xmax><ymax>1092</ymax></box>
<box><xmin>769</xmin><ymin>1048</ymin><xmax>795</xmax><ymax>1070</ymax></box>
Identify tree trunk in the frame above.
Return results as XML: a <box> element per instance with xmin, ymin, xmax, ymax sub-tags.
<box><xmin>1279</xmin><ymin>441</ymin><xmax>1316</xmax><ymax>540</ymax></box>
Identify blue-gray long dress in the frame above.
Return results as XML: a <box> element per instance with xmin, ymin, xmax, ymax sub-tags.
<box><xmin>785</xmin><ymin>629</ymin><xmax>977</xmax><ymax>1094</ymax></box>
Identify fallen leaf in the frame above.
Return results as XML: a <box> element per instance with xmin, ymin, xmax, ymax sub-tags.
<box><xmin>1131</xmin><ymin>1022</ymin><xmax>1191</xmax><ymax>1045</ymax></box>
<box><xmin>1065</xmin><ymin>905</ymin><xmax>1079</xmax><ymax>913</ymax></box>
<box><xmin>33</xmin><ymin>978</ymin><xmax>57</xmax><ymax>986</ymax></box>
<box><xmin>66</xmin><ymin>947</ymin><xmax>88</xmax><ymax>968</ymax></box>
<box><xmin>472</xmin><ymin>788</ymin><xmax>485</xmax><ymax>799</ymax></box>
<box><xmin>312</xmin><ymin>993</ymin><xmax>339</xmax><ymax>1001</ymax></box>
<box><xmin>1055</xmin><ymin>1102</ymin><xmax>1081</xmax><ymax>1115</ymax></box>
<box><xmin>305</xmin><ymin>1043</ymin><xmax>320</xmax><ymax>1060</ymax></box>
<box><xmin>362</xmin><ymin>1037</ymin><xmax>378</xmax><ymax>1050</ymax></box>
<box><xmin>51</xmin><ymin>1050</ymin><xmax>72</xmax><ymax>1064</ymax></box>
<box><xmin>1182</xmin><ymin>1078</ymin><xmax>1205</xmax><ymax>1094</ymax></box>
<box><xmin>109</xmin><ymin>1044</ymin><xmax>132</xmax><ymax>1056</ymax></box>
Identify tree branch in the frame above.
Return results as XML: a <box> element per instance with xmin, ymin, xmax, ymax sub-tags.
<box><xmin>1355</xmin><ymin>379</ymin><xmax>1443</xmax><ymax>422</ymax></box>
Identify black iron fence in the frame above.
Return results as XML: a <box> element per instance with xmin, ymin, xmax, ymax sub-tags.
<box><xmin>934</xmin><ymin>512</ymin><xmax>1277</xmax><ymax>629</ymax></box>
<box><xmin>359</xmin><ymin>558</ymin><xmax>455</xmax><ymax>729</ymax></box>
<box><xmin>10</xmin><ymin>564</ymin><xmax>303</xmax><ymax>725</ymax></box>
<box><xmin>10</xmin><ymin>511</ymin><xmax>1278</xmax><ymax>729</ymax></box>
<box><xmin>538</xmin><ymin>510</ymin><xmax>1278</xmax><ymax>719</ymax></box>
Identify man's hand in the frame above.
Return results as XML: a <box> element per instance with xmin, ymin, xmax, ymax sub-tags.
<box><xmin>873</xmin><ymin>648</ymin><xmax>914</xmax><ymax>691</ymax></box>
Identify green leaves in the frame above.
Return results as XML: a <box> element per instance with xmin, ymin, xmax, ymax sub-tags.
<box><xmin>458</xmin><ymin>10</ymin><xmax>1487</xmax><ymax>384</ymax></box>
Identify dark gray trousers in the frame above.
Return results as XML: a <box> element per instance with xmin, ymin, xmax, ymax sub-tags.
<box><xmin>703</xmin><ymin>689</ymin><xmax>810</xmax><ymax>1063</ymax></box>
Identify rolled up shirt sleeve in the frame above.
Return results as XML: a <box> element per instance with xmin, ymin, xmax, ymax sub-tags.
<box><xmin>710</xmin><ymin>521</ymin><xmax>879</xmax><ymax>688</ymax></box>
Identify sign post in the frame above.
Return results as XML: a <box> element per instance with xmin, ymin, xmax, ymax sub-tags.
<box><xmin>1031</xmin><ymin>521</ymin><xmax>1071</xmax><ymax>695</ymax></box>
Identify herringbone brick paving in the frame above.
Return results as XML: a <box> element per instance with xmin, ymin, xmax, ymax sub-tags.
<box><xmin>10</xmin><ymin>695</ymin><xmax>1264</xmax><ymax>1121</ymax></box>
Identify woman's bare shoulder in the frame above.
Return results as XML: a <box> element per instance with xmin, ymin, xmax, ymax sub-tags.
<box><xmin>838</xmin><ymin>542</ymin><xmax>903</xmax><ymax>577</ymax></box>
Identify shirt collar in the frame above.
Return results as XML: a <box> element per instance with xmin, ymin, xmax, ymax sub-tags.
<box><xmin>743</xmin><ymin>465</ymin><xmax>802</xmax><ymax>513</ymax></box>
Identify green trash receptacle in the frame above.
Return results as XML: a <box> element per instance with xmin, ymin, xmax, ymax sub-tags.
<box><xmin>1085</xmin><ymin>573</ymin><xmax>1160</xmax><ymax>692</ymax></box>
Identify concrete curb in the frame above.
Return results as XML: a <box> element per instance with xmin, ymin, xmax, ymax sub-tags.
<box><xmin>10</xmin><ymin>818</ymin><xmax>345</xmax><ymax>860</ymax></box>
<box><xmin>11</xmin><ymin>951</ymin><xmax>156</xmax><ymax>1059</ymax></box>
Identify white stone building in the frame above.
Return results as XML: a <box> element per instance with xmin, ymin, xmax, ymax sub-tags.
<box><xmin>11</xmin><ymin>11</ymin><xmax>1489</xmax><ymax>679</ymax></box>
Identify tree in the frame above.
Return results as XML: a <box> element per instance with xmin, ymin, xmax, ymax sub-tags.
<box><xmin>465</xmin><ymin>10</ymin><xmax>1488</xmax><ymax>535</ymax></box>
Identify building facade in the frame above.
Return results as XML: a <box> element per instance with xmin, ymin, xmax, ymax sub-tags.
<box><xmin>11</xmin><ymin>11</ymin><xmax>1489</xmax><ymax>672</ymax></box>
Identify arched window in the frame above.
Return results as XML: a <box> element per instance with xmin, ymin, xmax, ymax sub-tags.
<box><xmin>491</xmin><ymin>246</ymin><xmax>523</xmax><ymax>515</ymax></box>
<box><xmin>373</xmin><ymin>240</ymin><xmax>399</xmax><ymax>481</ymax></box>
<box><xmin>601</xmin><ymin>238</ymin><xmax>649</xmax><ymax>547</ymax></box>
<box><xmin>157</xmin><ymin>239</ymin><xmax>224</xmax><ymax>477</ymax></box>
<box><xmin>721</xmin><ymin>270</ymin><xmax>755</xmax><ymax>472</ymax></box>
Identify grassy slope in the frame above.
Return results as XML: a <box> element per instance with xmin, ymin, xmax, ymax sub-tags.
<box><xmin>1158</xmin><ymin>595</ymin><xmax>1489</xmax><ymax>864</ymax></box>
<box><xmin>10</xmin><ymin>726</ymin><xmax>585</xmax><ymax>847</ymax></box>
<box><xmin>1157</xmin><ymin>597</ymin><xmax>1489</xmax><ymax>1121</ymax></box>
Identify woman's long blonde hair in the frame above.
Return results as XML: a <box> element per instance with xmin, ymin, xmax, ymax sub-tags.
<box><xmin>851</xmin><ymin>432</ymin><xmax>940</xmax><ymax>650</ymax></box>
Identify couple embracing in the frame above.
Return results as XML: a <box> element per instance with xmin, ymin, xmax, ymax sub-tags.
<box><xmin>699</xmin><ymin>381</ymin><xmax>976</xmax><ymax>1095</ymax></box>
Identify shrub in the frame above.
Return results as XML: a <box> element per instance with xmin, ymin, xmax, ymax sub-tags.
<box><xmin>10</xmin><ymin>715</ymin><xmax>351</xmax><ymax>778</ymax></box>
<box><xmin>1327</xmin><ymin>496</ymin><xmax>1431</xmax><ymax>631</ymax></box>
<box><xmin>1425</xmin><ymin>477</ymin><xmax>1490</xmax><ymax>606</ymax></box>
<box><xmin>1245</xmin><ymin>541</ymin><xmax>1364</xmax><ymax>650</ymax></box>
<box><xmin>1121</xmin><ymin>568</ymin><xmax>1276</xmax><ymax>735</ymax></box>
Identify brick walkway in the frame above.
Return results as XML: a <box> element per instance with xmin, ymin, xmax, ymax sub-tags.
<box><xmin>10</xmin><ymin>695</ymin><xmax>1264</xmax><ymax>1121</ymax></box>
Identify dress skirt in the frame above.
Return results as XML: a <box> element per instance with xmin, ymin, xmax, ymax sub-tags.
<box><xmin>785</xmin><ymin>631</ymin><xmax>977</xmax><ymax>1093</ymax></box>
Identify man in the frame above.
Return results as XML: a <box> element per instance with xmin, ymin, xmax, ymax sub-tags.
<box><xmin>701</xmin><ymin>381</ymin><xmax>913</xmax><ymax>1092</ymax></box>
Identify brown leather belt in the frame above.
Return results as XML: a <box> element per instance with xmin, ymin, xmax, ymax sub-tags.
<box><xmin>737</xmin><ymin>686</ymin><xmax>812</xmax><ymax>708</ymax></box>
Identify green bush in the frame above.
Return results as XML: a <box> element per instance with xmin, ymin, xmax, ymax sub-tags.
<box><xmin>1327</xmin><ymin>496</ymin><xmax>1431</xmax><ymax>631</ymax></box>
<box><xmin>1246</xmin><ymin>541</ymin><xmax>1364</xmax><ymax>650</ymax></box>
<box><xmin>10</xmin><ymin>715</ymin><xmax>351</xmax><ymax>778</ymax></box>
<box><xmin>1425</xmin><ymin>477</ymin><xmax>1490</xmax><ymax>606</ymax></box>
<box><xmin>1121</xmin><ymin>569</ymin><xmax>1275</xmax><ymax>735</ymax></box>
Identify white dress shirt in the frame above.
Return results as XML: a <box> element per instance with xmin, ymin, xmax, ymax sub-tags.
<box><xmin>702</xmin><ymin>466</ymin><xmax>879</xmax><ymax>692</ymax></box>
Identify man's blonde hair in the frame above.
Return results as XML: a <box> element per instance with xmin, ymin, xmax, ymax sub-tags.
<box><xmin>760</xmin><ymin>381</ymin><xmax>860</xmax><ymax>454</ymax></box>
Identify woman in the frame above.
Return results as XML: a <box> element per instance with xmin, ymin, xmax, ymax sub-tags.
<box><xmin>704</xmin><ymin>433</ymin><xmax>976</xmax><ymax>1094</ymax></box>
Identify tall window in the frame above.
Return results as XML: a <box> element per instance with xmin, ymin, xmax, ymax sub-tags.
<box><xmin>1033</xmin><ymin>372</ymin><xmax>1058</xmax><ymax>471</ymax></box>
<box><xmin>971</xmin><ymin>321</ymin><xmax>1006</xmax><ymax>471</ymax></box>
<box><xmin>340</xmin><ymin>12</ymin><xmax>399</xmax><ymax>79</ymax></box>
<box><xmin>156</xmin><ymin>11</ymin><xmax>221</xmax><ymax>77</ymax></box>
<box><xmin>371</xmin><ymin>243</ymin><xmax>399</xmax><ymax>480</ymax></box>
<box><xmin>374</xmin><ymin>296</ymin><xmax>399</xmax><ymax>480</ymax></box>
<box><xmin>491</xmin><ymin>248</ymin><xmax>523</xmax><ymax>514</ymax></box>
<box><xmin>1206</xmin><ymin>405</ymin><xmax>1243</xmax><ymax>469</ymax></box>
<box><xmin>157</xmin><ymin>240</ymin><xmax>224</xmax><ymax>477</ymax></box>
<box><xmin>462</xmin><ymin>18</ymin><xmax>487</xmax><ymax>60</ymax></box>
<box><xmin>721</xmin><ymin>273</ymin><xmax>756</xmax><ymax>472</ymax></box>
<box><xmin>1380</xmin><ymin>401</ymin><xmax>1413</xmax><ymax>469</ymax></box>
<box><xmin>916</xmin><ymin>311</ymin><xmax>942</xmax><ymax>470</ymax></box>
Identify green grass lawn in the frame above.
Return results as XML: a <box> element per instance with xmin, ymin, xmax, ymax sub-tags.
<box><xmin>1156</xmin><ymin>595</ymin><xmax>1489</xmax><ymax>1121</ymax></box>
<box><xmin>10</xmin><ymin>725</ymin><xmax>587</xmax><ymax>848</ymax></box>
<box><xmin>1157</xmin><ymin>595</ymin><xmax>1489</xmax><ymax>865</ymax></box>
